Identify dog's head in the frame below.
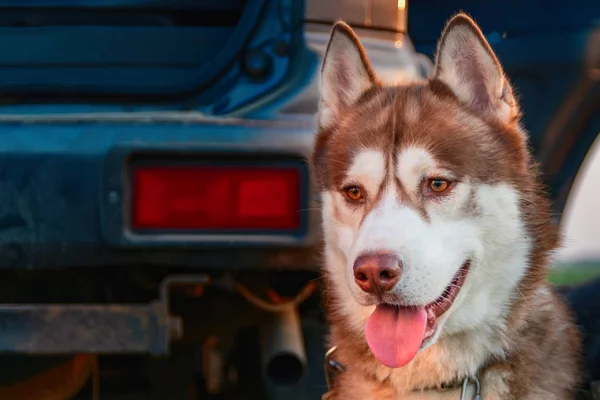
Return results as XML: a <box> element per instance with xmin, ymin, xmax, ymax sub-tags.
<box><xmin>312</xmin><ymin>14</ymin><xmax>556</xmax><ymax>368</ymax></box>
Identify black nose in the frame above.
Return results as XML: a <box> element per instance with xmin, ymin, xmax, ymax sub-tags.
<box><xmin>353</xmin><ymin>253</ymin><xmax>402</xmax><ymax>294</ymax></box>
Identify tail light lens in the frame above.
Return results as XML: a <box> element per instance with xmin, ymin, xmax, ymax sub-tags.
<box><xmin>131</xmin><ymin>165</ymin><xmax>301</xmax><ymax>231</ymax></box>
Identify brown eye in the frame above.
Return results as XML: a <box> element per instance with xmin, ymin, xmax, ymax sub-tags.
<box><xmin>428</xmin><ymin>179</ymin><xmax>450</xmax><ymax>193</ymax></box>
<box><xmin>344</xmin><ymin>186</ymin><xmax>364</xmax><ymax>201</ymax></box>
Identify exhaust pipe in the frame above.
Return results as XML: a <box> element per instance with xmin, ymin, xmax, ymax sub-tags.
<box><xmin>261</xmin><ymin>307</ymin><xmax>306</xmax><ymax>386</ymax></box>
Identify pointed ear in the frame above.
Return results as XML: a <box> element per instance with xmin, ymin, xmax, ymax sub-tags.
<box><xmin>434</xmin><ymin>13</ymin><xmax>518</xmax><ymax>122</ymax></box>
<box><xmin>318</xmin><ymin>21</ymin><xmax>379</xmax><ymax>128</ymax></box>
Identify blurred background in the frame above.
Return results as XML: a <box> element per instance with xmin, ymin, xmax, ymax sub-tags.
<box><xmin>556</xmin><ymin>136</ymin><xmax>600</xmax><ymax>280</ymax></box>
<box><xmin>0</xmin><ymin>0</ymin><xmax>597</xmax><ymax>399</ymax></box>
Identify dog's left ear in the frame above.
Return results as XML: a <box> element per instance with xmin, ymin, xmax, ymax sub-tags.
<box><xmin>318</xmin><ymin>22</ymin><xmax>379</xmax><ymax>129</ymax></box>
<box><xmin>434</xmin><ymin>13</ymin><xmax>518</xmax><ymax>123</ymax></box>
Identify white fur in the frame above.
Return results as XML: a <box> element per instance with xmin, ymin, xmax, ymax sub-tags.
<box><xmin>435</xmin><ymin>21</ymin><xmax>513</xmax><ymax>122</ymax></box>
<box><xmin>436</xmin><ymin>25</ymin><xmax>502</xmax><ymax>107</ymax></box>
<box><xmin>321</xmin><ymin>144</ymin><xmax>531</xmax><ymax>357</ymax></box>
<box><xmin>319</xmin><ymin>27</ymin><xmax>373</xmax><ymax>128</ymax></box>
<box><xmin>322</xmin><ymin>192</ymin><xmax>375</xmax><ymax>333</ymax></box>
<box><xmin>396</xmin><ymin>147</ymin><xmax>437</xmax><ymax>199</ymax></box>
<box><xmin>347</xmin><ymin>150</ymin><xmax>386</xmax><ymax>197</ymax></box>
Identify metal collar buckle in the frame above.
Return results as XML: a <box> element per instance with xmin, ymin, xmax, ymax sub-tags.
<box><xmin>325</xmin><ymin>346</ymin><xmax>346</xmax><ymax>390</ymax></box>
<box><xmin>461</xmin><ymin>376</ymin><xmax>482</xmax><ymax>400</ymax></box>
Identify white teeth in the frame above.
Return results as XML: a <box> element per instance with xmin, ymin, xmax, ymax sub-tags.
<box><xmin>426</xmin><ymin>307</ymin><xmax>436</xmax><ymax>318</ymax></box>
<box><xmin>423</xmin><ymin>325</ymin><xmax>437</xmax><ymax>340</ymax></box>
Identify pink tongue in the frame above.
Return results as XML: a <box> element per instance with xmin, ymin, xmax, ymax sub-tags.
<box><xmin>365</xmin><ymin>304</ymin><xmax>427</xmax><ymax>368</ymax></box>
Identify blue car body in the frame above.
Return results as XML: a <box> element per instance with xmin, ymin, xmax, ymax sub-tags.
<box><xmin>0</xmin><ymin>0</ymin><xmax>320</xmax><ymax>271</ymax></box>
<box><xmin>0</xmin><ymin>1</ymin><xmax>600</xmax><ymax>398</ymax></box>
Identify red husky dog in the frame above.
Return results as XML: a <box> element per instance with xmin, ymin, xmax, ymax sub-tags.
<box><xmin>312</xmin><ymin>13</ymin><xmax>581</xmax><ymax>399</ymax></box>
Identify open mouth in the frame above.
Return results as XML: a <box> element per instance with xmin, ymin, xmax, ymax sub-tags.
<box><xmin>364</xmin><ymin>260</ymin><xmax>471</xmax><ymax>369</ymax></box>
<box><xmin>423</xmin><ymin>260</ymin><xmax>471</xmax><ymax>340</ymax></box>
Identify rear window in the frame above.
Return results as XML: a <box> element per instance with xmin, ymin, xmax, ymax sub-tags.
<box><xmin>0</xmin><ymin>0</ymin><xmax>250</xmax><ymax>99</ymax></box>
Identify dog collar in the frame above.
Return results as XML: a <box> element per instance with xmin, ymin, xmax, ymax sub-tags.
<box><xmin>324</xmin><ymin>345</ymin><xmax>482</xmax><ymax>399</ymax></box>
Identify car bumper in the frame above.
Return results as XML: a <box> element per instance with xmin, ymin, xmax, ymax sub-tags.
<box><xmin>0</xmin><ymin>112</ymin><xmax>320</xmax><ymax>271</ymax></box>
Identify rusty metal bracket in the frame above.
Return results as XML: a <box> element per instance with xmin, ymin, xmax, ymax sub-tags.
<box><xmin>0</xmin><ymin>274</ymin><xmax>208</xmax><ymax>355</ymax></box>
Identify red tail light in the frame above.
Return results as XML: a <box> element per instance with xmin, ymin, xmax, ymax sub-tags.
<box><xmin>131</xmin><ymin>166</ymin><xmax>301</xmax><ymax>231</ymax></box>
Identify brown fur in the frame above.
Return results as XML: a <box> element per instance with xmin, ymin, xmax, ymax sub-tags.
<box><xmin>313</xmin><ymin>14</ymin><xmax>581</xmax><ymax>400</ymax></box>
<box><xmin>323</xmin><ymin>281</ymin><xmax>580</xmax><ymax>399</ymax></box>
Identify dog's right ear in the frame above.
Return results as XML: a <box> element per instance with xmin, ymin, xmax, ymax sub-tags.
<box><xmin>434</xmin><ymin>13</ymin><xmax>518</xmax><ymax>123</ymax></box>
<box><xmin>318</xmin><ymin>22</ymin><xmax>379</xmax><ymax>128</ymax></box>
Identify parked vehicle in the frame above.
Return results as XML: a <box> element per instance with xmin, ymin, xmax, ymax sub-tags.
<box><xmin>0</xmin><ymin>0</ymin><xmax>598</xmax><ymax>398</ymax></box>
<box><xmin>0</xmin><ymin>1</ymin><xmax>429</xmax><ymax>399</ymax></box>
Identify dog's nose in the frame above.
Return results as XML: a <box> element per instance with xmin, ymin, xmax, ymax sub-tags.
<box><xmin>353</xmin><ymin>253</ymin><xmax>402</xmax><ymax>294</ymax></box>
